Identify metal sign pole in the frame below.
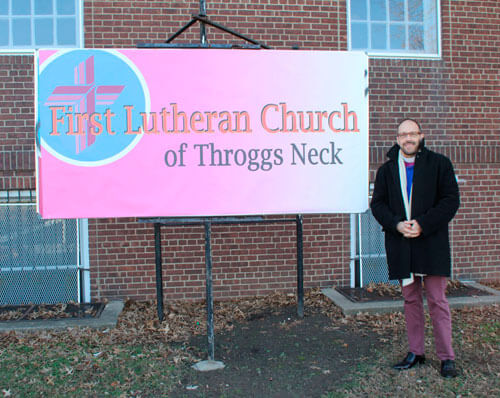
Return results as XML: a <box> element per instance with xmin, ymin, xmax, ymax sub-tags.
<box><xmin>296</xmin><ymin>215</ymin><xmax>304</xmax><ymax>318</ymax></box>
<box><xmin>192</xmin><ymin>219</ymin><xmax>225</xmax><ymax>371</ymax></box>
<box><xmin>154</xmin><ymin>223</ymin><xmax>164</xmax><ymax>322</ymax></box>
<box><xmin>204</xmin><ymin>220</ymin><xmax>214</xmax><ymax>360</ymax></box>
<box><xmin>199</xmin><ymin>0</ymin><xmax>207</xmax><ymax>44</ymax></box>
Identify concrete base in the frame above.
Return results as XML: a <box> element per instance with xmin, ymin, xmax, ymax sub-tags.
<box><xmin>322</xmin><ymin>282</ymin><xmax>500</xmax><ymax>316</ymax></box>
<box><xmin>0</xmin><ymin>300</ymin><xmax>124</xmax><ymax>332</ymax></box>
<box><xmin>192</xmin><ymin>360</ymin><xmax>226</xmax><ymax>372</ymax></box>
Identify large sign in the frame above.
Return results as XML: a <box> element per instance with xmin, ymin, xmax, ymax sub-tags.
<box><xmin>36</xmin><ymin>49</ymin><xmax>369</xmax><ymax>218</ymax></box>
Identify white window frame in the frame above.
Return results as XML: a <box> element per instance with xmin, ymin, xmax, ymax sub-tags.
<box><xmin>0</xmin><ymin>0</ymin><xmax>84</xmax><ymax>54</ymax></box>
<box><xmin>347</xmin><ymin>0</ymin><xmax>441</xmax><ymax>59</ymax></box>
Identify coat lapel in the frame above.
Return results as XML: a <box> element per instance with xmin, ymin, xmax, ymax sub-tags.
<box><xmin>388</xmin><ymin>157</ymin><xmax>406</xmax><ymax>218</ymax></box>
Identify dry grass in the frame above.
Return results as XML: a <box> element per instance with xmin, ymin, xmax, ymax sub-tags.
<box><xmin>1</xmin><ymin>283</ymin><xmax>499</xmax><ymax>397</ymax></box>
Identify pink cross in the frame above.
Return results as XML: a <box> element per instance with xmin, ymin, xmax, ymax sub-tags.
<box><xmin>45</xmin><ymin>56</ymin><xmax>124</xmax><ymax>154</ymax></box>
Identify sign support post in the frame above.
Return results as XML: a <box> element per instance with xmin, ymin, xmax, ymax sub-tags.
<box><xmin>296</xmin><ymin>214</ymin><xmax>304</xmax><ymax>318</ymax></box>
<box><xmin>139</xmin><ymin>216</ymin><xmax>306</xmax><ymax>371</ymax></box>
<box><xmin>154</xmin><ymin>223</ymin><xmax>165</xmax><ymax>322</ymax></box>
<box><xmin>204</xmin><ymin>220</ymin><xmax>215</xmax><ymax>361</ymax></box>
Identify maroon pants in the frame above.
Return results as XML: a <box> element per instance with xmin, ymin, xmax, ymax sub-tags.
<box><xmin>401</xmin><ymin>275</ymin><xmax>455</xmax><ymax>361</ymax></box>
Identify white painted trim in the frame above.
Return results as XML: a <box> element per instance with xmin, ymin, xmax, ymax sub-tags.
<box><xmin>78</xmin><ymin>0</ymin><xmax>84</xmax><ymax>48</ymax></box>
<box><xmin>0</xmin><ymin>49</ymin><xmax>36</xmax><ymax>55</ymax></box>
<box><xmin>350</xmin><ymin>214</ymin><xmax>357</xmax><ymax>288</ymax></box>
<box><xmin>358</xmin><ymin>213</ymin><xmax>364</xmax><ymax>287</ymax></box>
<box><xmin>35</xmin><ymin>50</ymin><xmax>40</xmax><ymax>214</ymax></box>
<box><xmin>436</xmin><ymin>0</ymin><xmax>442</xmax><ymax>59</ymax></box>
<box><xmin>79</xmin><ymin>218</ymin><xmax>91</xmax><ymax>303</ymax></box>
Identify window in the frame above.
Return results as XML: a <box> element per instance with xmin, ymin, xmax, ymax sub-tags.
<box><xmin>0</xmin><ymin>0</ymin><xmax>82</xmax><ymax>49</ymax></box>
<box><xmin>348</xmin><ymin>0</ymin><xmax>439</xmax><ymax>57</ymax></box>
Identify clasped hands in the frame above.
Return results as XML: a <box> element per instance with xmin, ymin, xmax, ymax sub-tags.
<box><xmin>397</xmin><ymin>220</ymin><xmax>422</xmax><ymax>238</ymax></box>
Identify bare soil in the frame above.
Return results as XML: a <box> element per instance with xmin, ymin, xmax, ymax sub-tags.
<box><xmin>171</xmin><ymin>305</ymin><xmax>384</xmax><ymax>397</ymax></box>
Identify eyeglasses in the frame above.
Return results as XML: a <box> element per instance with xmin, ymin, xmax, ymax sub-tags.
<box><xmin>397</xmin><ymin>132</ymin><xmax>421</xmax><ymax>139</ymax></box>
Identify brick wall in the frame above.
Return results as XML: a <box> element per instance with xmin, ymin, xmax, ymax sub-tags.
<box><xmin>1</xmin><ymin>0</ymin><xmax>499</xmax><ymax>301</ymax></box>
<box><xmin>452</xmin><ymin>164</ymin><xmax>500</xmax><ymax>281</ymax></box>
<box><xmin>89</xmin><ymin>214</ymin><xmax>350</xmax><ymax>301</ymax></box>
<box><xmin>0</xmin><ymin>55</ymin><xmax>35</xmax><ymax>190</ymax></box>
<box><xmin>83</xmin><ymin>0</ymin><xmax>347</xmax><ymax>50</ymax></box>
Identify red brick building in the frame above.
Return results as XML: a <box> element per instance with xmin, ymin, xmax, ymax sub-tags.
<box><xmin>0</xmin><ymin>1</ymin><xmax>498</xmax><ymax>303</ymax></box>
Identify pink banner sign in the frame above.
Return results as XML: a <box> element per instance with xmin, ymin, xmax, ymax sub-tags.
<box><xmin>36</xmin><ymin>49</ymin><xmax>368</xmax><ymax>218</ymax></box>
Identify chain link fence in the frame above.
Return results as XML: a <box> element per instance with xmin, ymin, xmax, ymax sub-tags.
<box><xmin>0</xmin><ymin>193</ymin><xmax>79</xmax><ymax>304</ymax></box>
<box><xmin>358</xmin><ymin>209</ymin><xmax>392</xmax><ymax>286</ymax></box>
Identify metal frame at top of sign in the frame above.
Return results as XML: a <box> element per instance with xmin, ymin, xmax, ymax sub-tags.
<box><xmin>137</xmin><ymin>0</ymin><xmax>271</xmax><ymax>50</ymax></box>
<box><xmin>136</xmin><ymin>0</ymin><xmax>307</xmax><ymax>369</ymax></box>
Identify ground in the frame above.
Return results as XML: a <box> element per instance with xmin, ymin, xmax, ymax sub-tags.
<box><xmin>0</xmin><ymin>283</ymin><xmax>499</xmax><ymax>397</ymax></box>
<box><xmin>174</xmin><ymin>305</ymin><xmax>382</xmax><ymax>397</ymax></box>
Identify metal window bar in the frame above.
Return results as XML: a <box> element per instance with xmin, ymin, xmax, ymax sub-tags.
<box><xmin>0</xmin><ymin>189</ymin><xmax>36</xmax><ymax>204</ymax></box>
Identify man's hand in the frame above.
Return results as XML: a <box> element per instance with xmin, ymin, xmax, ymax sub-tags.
<box><xmin>397</xmin><ymin>220</ymin><xmax>422</xmax><ymax>238</ymax></box>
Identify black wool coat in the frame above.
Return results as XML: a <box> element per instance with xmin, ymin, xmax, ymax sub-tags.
<box><xmin>370</xmin><ymin>143</ymin><xmax>460</xmax><ymax>280</ymax></box>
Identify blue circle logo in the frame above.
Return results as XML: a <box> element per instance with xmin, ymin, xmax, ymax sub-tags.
<box><xmin>38</xmin><ymin>49</ymin><xmax>149</xmax><ymax>166</ymax></box>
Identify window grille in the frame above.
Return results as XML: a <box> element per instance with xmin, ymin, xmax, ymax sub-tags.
<box><xmin>0</xmin><ymin>0</ymin><xmax>82</xmax><ymax>50</ymax></box>
<box><xmin>347</xmin><ymin>0</ymin><xmax>439</xmax><ymax>57</ymax></box>
<box><xmin>0</xmin><ymin>189</ymin><xmax>36</xmax><ymax>203</ymax></box>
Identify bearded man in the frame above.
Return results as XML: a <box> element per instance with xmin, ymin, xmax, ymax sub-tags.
<box><xmin>370</xmin><ymin>118</ymin><xmax>460</xmax><ymax>378</ymax></box>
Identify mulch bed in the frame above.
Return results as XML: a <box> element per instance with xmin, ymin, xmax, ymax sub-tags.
<box><xmin>0</xmin><ymin>302</ymin><xmax>106</xmax><ymax>321</ymax></box>
<box><xmin>0</xmin><ymin>281</ymin><xmax>497</xmax><ymax>322</ymax></box>
<box><xmin>336</xmin><ymin>280</ymin><xmax>492</xmax><ymax>303</ymax></box>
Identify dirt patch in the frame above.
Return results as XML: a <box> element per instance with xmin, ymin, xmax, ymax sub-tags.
<box><xmin>0</xmin><ymin>302</ymin><xmax>106</xmax><ymax>321</ymax></box>
<box><xmin>336</xmin><ymin>280</ymin><xmax>491</xmax><ymax>303</ymax></box>
<box><xmin>170</xmin><ymin>305</ymin><xmax>386</xmax><ymax>397</ymax></box>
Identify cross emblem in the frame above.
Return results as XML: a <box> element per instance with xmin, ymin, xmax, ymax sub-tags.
<box><xmin>44</xmin><ymin>56</ymin><xmax>124</xmax><ymax>154</ymax></box>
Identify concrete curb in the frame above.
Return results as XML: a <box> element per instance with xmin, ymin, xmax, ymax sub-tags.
<box><xmin>322</xmin><ymin>282</ymin><xmax>500</xmax><ymax>316</ymax></box>
<box><xmin>0</xmin><ymin>300</ymin><xmax>124</xmax><ymax>332</ymax></box>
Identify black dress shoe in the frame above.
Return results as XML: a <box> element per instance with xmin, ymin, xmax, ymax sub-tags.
<box><xmin>441</xmin><ymin>359</ymin><xmax>458</xmax><ymax>378</ymax></box>
<box><xmin>393</xmin><ymin>352</ymin><xmax>426</xmax><ymax>370</ymax></box>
